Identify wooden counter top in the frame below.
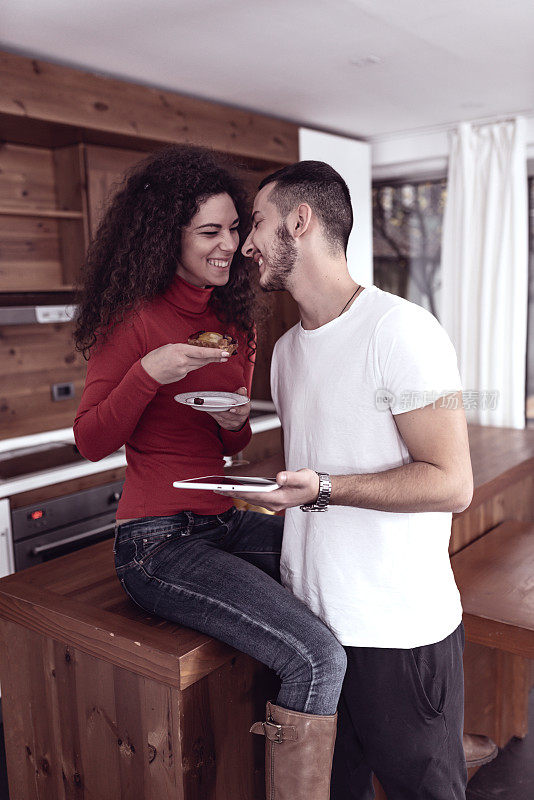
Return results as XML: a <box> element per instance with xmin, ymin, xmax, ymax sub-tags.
<box><xmin>0</xmin><ymin>537</ymin><xmax>237</xmax><ymax>692</ymax></box>
<box><xmin>1</xmin><ymin>424</ymin><xmax>531</xmax><ymax>694</ymax></box>
<box><xmin>464</xmin><ymin>425</ymin><xmax>534</xmax><ymax>510</ymax></box>
<box><xmin>231</xmin><ymin>424</ymin><xmax>534</xmax><ymax>514</ymax></box>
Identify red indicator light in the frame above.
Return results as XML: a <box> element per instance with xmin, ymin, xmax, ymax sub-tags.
<box><xmin>31</xmin><ymin>510</ymin><xmax>44</xmax><ymax>520</ymax></box>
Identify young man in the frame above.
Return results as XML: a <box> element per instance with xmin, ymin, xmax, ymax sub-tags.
<box><xmin>220</xmin><ymin>161</ymin><xmax>490</xmax><ymax>799</ymax></box>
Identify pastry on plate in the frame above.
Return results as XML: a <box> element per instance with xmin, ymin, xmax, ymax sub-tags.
<box><xmin>187</xmin><ymin>330</ymin><xmax>238</xmax><ymax>355</ymax></box>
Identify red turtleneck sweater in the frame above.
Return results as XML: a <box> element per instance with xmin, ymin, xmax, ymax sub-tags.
<box><xmin>74</xmin><ymin>275</ymin><xmax>254</xmax><ymax>518</ymax></box>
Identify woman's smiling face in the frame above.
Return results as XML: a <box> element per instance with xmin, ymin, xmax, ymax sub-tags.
<box><xmin>177</xmin><ymin>193</ymin><xmax>240</xmax><ymax>287</ymax></box>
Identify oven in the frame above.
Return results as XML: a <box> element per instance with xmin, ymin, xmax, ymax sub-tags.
<box><xmin>11</xmin><ymin>480</ymin><xmax>123</xmax><ymax>571</ymax></box>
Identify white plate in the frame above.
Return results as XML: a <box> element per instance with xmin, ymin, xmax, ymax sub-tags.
<box><xmin>174</xmin><ymin>390</ymin><xmax>249</xmax><ymax>412</ymax></box>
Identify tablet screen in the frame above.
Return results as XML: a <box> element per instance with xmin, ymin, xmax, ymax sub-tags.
<box><xmin>179</xmin><ymin>475</ymin><xmax>278</xmax><ymax>487</ymax></box>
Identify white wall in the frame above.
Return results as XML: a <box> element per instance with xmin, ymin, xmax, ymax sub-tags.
<box><xmin>371</xmin><ymin>116</ymin><xmax>534</xmax><ymax>180</ymax></box>
<box><xmin>299</xmin><ymin>128</ymin><xmax>373</xmax><ymax>286</ymax></box>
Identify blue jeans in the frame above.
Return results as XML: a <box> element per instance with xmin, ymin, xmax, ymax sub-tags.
<box><xmin>114</xmin><ymin>506</ymin><xmax>346</xmax><ymax>715</ymax></box>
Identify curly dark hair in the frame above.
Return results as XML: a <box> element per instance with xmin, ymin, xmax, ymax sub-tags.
<box><xmin>73</xmin><ymin>144</ymin><xmax>259</xmax><ymax>360</ymax></box>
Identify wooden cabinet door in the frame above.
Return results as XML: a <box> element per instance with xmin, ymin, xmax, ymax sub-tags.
<box><xmin>84</xmin><ymin>144</ymin><xmax>146</xmax><ymax>238</ymax></box>
<box><xmin>252</xmin><ymin>291</ymin><xmax>299</xmax><ymax>401</ymax></box>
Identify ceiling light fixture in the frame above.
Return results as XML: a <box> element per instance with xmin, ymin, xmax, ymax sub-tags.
<box><xmin>349</xmin><ymin>54</ymin><xmax>383</xmax><ymax>68</ymax></box>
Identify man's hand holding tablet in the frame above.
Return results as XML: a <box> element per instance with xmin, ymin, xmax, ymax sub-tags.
<box><xmin>212</xmin><ymin>468</ymin><xmax>321</xmax><ymax>513</ymax></box>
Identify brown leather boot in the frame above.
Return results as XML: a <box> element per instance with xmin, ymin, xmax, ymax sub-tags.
<box><xmin>250</xmin><ymin>700</ymin><xmax>337</xmax><ymax>800</ymax></box>
<box><xmin>463</xmin><ymin>732</ymin><xmax>498</xmax><ymax>767</ymax></box>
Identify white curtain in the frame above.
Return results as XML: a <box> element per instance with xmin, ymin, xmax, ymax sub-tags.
<box><xmin>441</xmin><ymin>118</ymin><xmax>529</xmax><ymax>428</ymax></box>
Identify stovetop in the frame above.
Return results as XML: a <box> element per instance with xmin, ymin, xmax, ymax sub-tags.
<box><xmin>0</xmin><ymin>410</ymin><xmax>273</xmax><ymax>480</ymax></box>
<box><xmin>0</xmin><ymin>442</ymin><xmax>86</xmax><ymax>481</ymax></box>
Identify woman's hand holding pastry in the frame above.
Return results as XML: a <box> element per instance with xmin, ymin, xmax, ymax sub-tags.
<box><xmin>141</xmin><ymin>343</ymin><xmax>229</xmax><ymax>384</ymax></box>
<box><xmin>206</xmin><ymin>386</ymin><xmax>250</xmax><ymax>431</ymax></box>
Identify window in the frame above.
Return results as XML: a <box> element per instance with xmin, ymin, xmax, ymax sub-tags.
<box><xmin>372</xmin><ymin>178</ymin><xmax>447</xmax><ymax>319</ymax></box>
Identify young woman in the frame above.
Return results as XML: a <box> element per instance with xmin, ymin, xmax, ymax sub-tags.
<box><xmin>73</xmin><ymin>145</ymin><xmax>346</xmax><ymax>800</ymax></box>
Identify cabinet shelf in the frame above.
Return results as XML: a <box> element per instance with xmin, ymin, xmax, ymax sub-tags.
<box><xmin>0</xmin><ymin>206</ymin><xmax>83</xmax><ymax>220</ymax></box>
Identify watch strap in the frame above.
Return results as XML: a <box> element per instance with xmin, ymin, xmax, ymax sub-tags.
<box><xmin>300</xmin><ymin>472</ymin><xmax>331</xmax><ymax>512</ymax></box>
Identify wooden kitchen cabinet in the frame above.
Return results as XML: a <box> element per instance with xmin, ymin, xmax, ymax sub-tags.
<box><xmin>0</xmin><ymin>540</ymin><xmax>278</xmax><ymax>799</ymax></box>
<box><xmin>0</xmin><ymin>318</ymin><xmax>87</xmax><ymax>438</ymax></box>
<box><xmin>449</xmin><ymin>425</ymin><xmax>534</xmax><ymax>749</ymax></box>
<box><xmin>0</xmin><ymin>50</ymin><xmax>300</xmax><ymax>438</ymax></box>
<box><xmin>0</xmin><ymin>142</ymin><xmax>88</xmax><ymax>291</ymax></box>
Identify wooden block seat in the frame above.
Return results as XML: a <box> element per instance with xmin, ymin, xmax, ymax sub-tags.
<box><xmin>0</xmin><ymin>538</ymin><xmax>277</xmax><ymax>799</ymax></box>
<box><xmin>451</xmin><ymin>520</ymin><xmax>534</xmax><ymax>660</ymax></box>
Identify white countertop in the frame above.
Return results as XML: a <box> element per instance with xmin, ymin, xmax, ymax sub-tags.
<box><xmin>0</xmin><ymin>413</ymin><xmax>281</xmax><ymax>499</ymax></box>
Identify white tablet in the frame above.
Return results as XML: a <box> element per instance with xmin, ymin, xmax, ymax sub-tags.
<box><xmin>173</xmin><ymin>475</ymin><xmax>280</xmax><ymax>492</ymax></box>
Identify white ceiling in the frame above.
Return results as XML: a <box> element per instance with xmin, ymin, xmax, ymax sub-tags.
<box><xmin>1</xmin><ymin>0</ymin><xmax>533</xmax><ymax>140</ymax></box>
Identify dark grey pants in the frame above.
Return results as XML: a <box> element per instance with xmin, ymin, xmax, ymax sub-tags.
<box><xmin>331</xmin><ymin>623</ymin><xmax>467</xmax><ymax>799</ymax></box>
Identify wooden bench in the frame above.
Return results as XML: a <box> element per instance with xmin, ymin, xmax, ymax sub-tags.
<box><xmin>451</xmin><ymin>519</ymin><xmax>534</xmax><ymax>746</ymax></box>
<box><xmin>0</xmin><ymin>538</ymin><xmax>278</xmax><ymax>800</ymax></box>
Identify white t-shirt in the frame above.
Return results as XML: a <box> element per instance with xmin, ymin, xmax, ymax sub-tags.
<box><xmin>271</xmin><ymin>285</ymin><xmax>464</xmax><ymax>648</ymax></box>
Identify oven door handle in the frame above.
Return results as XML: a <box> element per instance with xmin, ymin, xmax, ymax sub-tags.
<box><xmin>32</xmin><ymin>524</ymin><xmax>116</xmax><ymax>555</ymax></box>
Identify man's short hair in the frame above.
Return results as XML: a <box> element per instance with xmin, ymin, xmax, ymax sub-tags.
<box><xmin>258</xmin><ymin>161</ymin><xmax>353</xmax><ymax>253</ymax></box>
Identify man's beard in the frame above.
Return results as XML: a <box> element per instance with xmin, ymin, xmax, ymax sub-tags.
<box><xmin>260</xmin><ymin>224</ymin><xmax>297</xmax><ymax>292</ymax></box>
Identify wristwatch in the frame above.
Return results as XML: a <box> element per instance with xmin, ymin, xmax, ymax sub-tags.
<box><xmin>300</xmin><ymin>472</ymin><xmax>332</xmax><ymax>512</ymax></box>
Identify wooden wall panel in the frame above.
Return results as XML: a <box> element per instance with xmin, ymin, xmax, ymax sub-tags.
<box><xmin>230</xmin><ymin>156</ymin><xmax>286</xmax><ymax>200</ymax></box>
<box><xmin>54</xmin><ymin>145</ymin><xmax>89</xmax><ymax>284</ymax></box>
<box><xmin>0</xmin><ymin>322</ymin><xmax>82</xmax><ymax>375</ymax></box>
<box><xmin>179</xmin><ymin>653</ymin><xmax>278</xmax><ymax>800</ymax></box>
<box><xmin>84</xmin><ymin>144</ymin><xmax>146</xmax><ymax>237</ymax></box>
<box><xmin>463</xmin><ymin>642</ymin><xmax>531</xmax><ymax>748</ymax></box>
<box><xmin>0</xmin><ymin>51</ymin><xmax>299</xmax><ymax>165</ymax></box>
<box><xmin>0</xmin><ymin>213</ymin><xmax>61</xmax><ymax>261</ymax></box>
<box><xmin>241</xmin><ymin>427</ymin><xmax>283</xmax><ymax>466</ymax></box>
<box><xmin>0</xmin><ymin>321</ymin><xmax>85</xmax><ymax>437</ymax></box>
<box><xmin>53</xmin><ymin>145</ymin><xmax>86</xmax><ymax>214</ymax></box>
<box><xmin>0</xmin><ymin>610</ymin><xmax>281</xmax><ymax>800</ymax></box>
<box><xmin>451</xmin><ymin>473</ymin><xmax>534</xmax><ymax>554</ymax></box>
<box><xmin>0</xmin><ymin>142</ymin><xmax>57</xmax><ymax>210</ymax></box>
<box><xmin>0</xmin><ymin>215</ymin><xmax>64</xmax><ymax>291</ymax></box>
<box><xmin>0</xmin><ymin>618</ymin><xmax>184</xmax><ymax>800</ymax></box>
<box><xmin>252</xmin><ymin>291</ymin><xmax>300</xmax><ymax>400</ymax></box>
